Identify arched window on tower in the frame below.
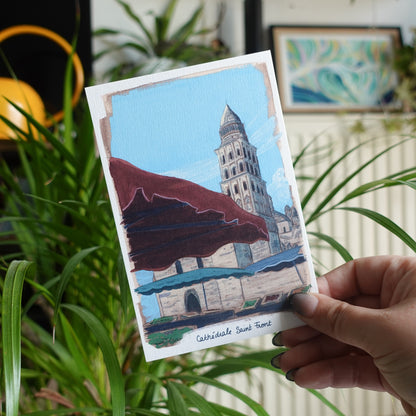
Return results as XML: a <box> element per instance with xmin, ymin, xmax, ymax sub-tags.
<box><xmin>243</xmin><ymin>181</ymin><xmax>247</xmax><ymax>190</ymax></box>
<box><xmin>234</xmin><ymin>184</ymin><xmax>239</xmax><ymax>194</ymax></box>
<box><xmin>236</xmin><ymin>147</ymin><xmax>241</xmax><ymax>156</ymax></box>
<box><xmin>239</xmin><ymin>162</ymin><xmax>244</xmax><ymax>172</ymax></box>
<box><xmin>227</xmin><ymin>188</ymin><xmax>231</xmax><ymax>197</ymax></box>
<box><xmin>254</xmin><ymin>167</ymin><xmax>258</xmax><ymax>176</ymax></box>
<box><xmin>251</xmin><ymin>182</ymin><xmax>255</xmax><ymax>192</ymax></box>
<box><xmin>224</xmin><ymin>169</ymin><xmax>229</xmax><ymax>179</ymax></box>
<box><xmin>229</xmin><ymin>151</ymin><xmax>234</xmax><ymax>160</ymax></box>
<box><xmin>222</xmin><ymin>155</ymin><xmax>225</xmax><ymax>164</ymax></box>
<box><xmin>232</xmin><ymin>166</ymin><xmax>237</xmax><ymax>176</ymax></box>
<box><xmin>243</xmin><ymin>147</ymin><xmax>247</xmax><ymax>157</ymax></box>
<box><xmin>248</xmin><ymin>151</ymin><xmax>252</xmax><ymax>160</ymax></box>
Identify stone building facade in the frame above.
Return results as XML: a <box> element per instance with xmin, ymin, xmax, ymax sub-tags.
<box><xmin>150</xmin><ymin>105</ymin><xmax>304</xmax><ymax>319</ymax></box>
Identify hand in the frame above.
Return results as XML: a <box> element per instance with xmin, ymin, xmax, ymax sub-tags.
<box><xmin>271</xmin><ymin>255</ymin><xmax>416</xmax><ymax>416</ymax></box>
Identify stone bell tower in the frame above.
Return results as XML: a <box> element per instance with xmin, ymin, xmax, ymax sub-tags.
<box><xmin>215</xmin><ymin>105</ymin><xmax>281</xmax><ymax>259</ymax></box>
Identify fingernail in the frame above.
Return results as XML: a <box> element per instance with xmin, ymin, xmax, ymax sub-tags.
<box><xmin>272</xmin><ymin>332</ymin><xmax>283</xmax><ymax>346</ymax></box>
<box><xmin>285</xmin><ymin>368</ymin><xmax>298</xmax><ymax>382</ymax></box>
<box><xmin>290</xmin><ymin>293</ymin><xmax>318</xmax><ymax>317</ymax></box>
<box><xmin>270</xmin><ymin>352</ymin><xmax>285</xmax><ymax>369</ymax></box>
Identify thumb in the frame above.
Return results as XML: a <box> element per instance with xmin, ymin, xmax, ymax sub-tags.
<box><xmin>291</xmin><ymin>293</ymin><xmax>384</xmax><ymax>354</ymax></box>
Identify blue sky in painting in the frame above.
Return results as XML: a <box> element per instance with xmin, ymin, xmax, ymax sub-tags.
<box><xmin>109</xmin><ymin>64</ymin><xmax>294</xmax><ymax>322</ymax></box>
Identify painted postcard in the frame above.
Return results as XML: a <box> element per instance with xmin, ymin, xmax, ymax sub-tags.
<box><xmin>86</xmin><ymin>51</ymin><xmax>317</xmax><ymax>361</ymax></box>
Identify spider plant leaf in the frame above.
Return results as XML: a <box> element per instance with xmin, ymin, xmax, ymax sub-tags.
<box><xmin>0</xmin><ymin>100</ymin><xmax>77</xmax><ymax>164</ymax></box>
<box><xmin>337</xmin><ymin>172</ymin><xmax>416</xmax><ymax>205</ymax></box>
<box><xmin>94</xmin><ymin>41</ymin><xmax>151</xmax><ymax>61</ymax></box>
<box><xmin>398</xmin><ymin>179</ymin><xmax>416</xmax><ymax>190</ymax></box>
<box><xmin>94</xmin><ymin>28</ymin><xmax>125</xmax><ymax>36</ymax></box>
<box><xmin>306</xmin><ymin>389</ymin><xmax>346</xmax><ymax>416</ymax></box>
<box><xmin>175</xmin><ymin>374</ymin><xmax>269</xmax><ymax>416</ymax></box>
<box><xmin>53</xmin><ymin>246</ymin><xmax>102</xmax><ymax>327</ymax></box>
<box><xmin>337</xmin><ymin>207</ymin><xmax>416</xmax><ymax>252</ymax></box>
<box><xmin>171</xmin><ymin>382</ymin><xmax>222</xmax><ymax>416</ymax></box>
<box><xmin>62</xmin><ymin>304</ymin><xmax>126</xmax><ymax>416</ymax></box>
<box><xmin>2</xmin><ymin>260</ymin><xmax>35</xmax><ymax>416</ymax></box>
<box><xmin>123</xmin><ymin>410</ymin><xmax>169</xmax><ymax>416</ymax></box>
<box><xmin>20</xmin><ymin>408</ymin><xmax>108</xmax><ymax>416</ymax></box>
<box><xmin>305</xmin><ymin>137</ymin><xmax>412</xmax><ymax>224</ymax></box>
<box><xmin>301</xmin><ymin>137</ymin><xmax>372</xmax><ymax>211</ymax></box>
<box><xmin>116</xmin><ymin>0</ymin><xmax>155</xmax><ymax>45</ymax></box>
<box><xmin>308</xmin><ymin>231</ymin><xmax>353</xmax><ymax>262</ymax></box>
<box><xmin>165</xmin><ymin>6</ymin><xmax>204</xmax><ymax>58</ymax></box>
<box><xmin>166</xmin><ymin>381</ymin><xmax>190</xmax><ymax>416</ymax></box>
<box><xmin>205</xmin><ymin>404</ymin><xmax>247</xmax><ymax>416</ymax></box>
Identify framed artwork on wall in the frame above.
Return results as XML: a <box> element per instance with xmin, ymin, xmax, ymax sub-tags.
<box><xmin>270</xmin><ymin>26</ymin><xmax>402</xmax><ymax>113</ymax></box>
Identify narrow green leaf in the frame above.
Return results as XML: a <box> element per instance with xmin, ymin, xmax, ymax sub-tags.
<box><xmin>173</xmin><ymin>382</ymin><xmax>222</xmax><ymax>416</ymax></box>
<box><xmin>307</xmin><ymin>389</ymin><xmax>347</xmax><ymax>416</ymax></box>
<box><xmin>306</xmin><ymin>137</ymin><xmax>412</xmax><ymax>224</ymax></box>
<box><xmin>21</xmin><ymin>408</ymin><xmax>108</xmax><ymax>416</ymax></box>
<box><xmin>337</xmin><ymin>175</ymin><xmax>416</xmax><ymax>205</ymax></box>
<box><xmin>337</xmin><ymin>207</ymin><xmax>416</xmax><ymax>252</ymax></box>
<box><xmin>207</xmin><ymin>404</ymin><xmax>247</xmax><ymax>416</ymax></box>
<box><xmin>167</xmin><ymin>6</ymin><xmax>204</xmax><ymax>55</ymax></box>
<box><xmin>53</xmin><ymin>246</ymin><xmax>101</xmax><ymax>327</ymax></box>
<box><xmin>62</xmin><ymin>304</ymin><xmax>125</xmax><ymax>416</ymax></box>
<box><xmin>116</xmin><ymin>0</ymin><xmax>155</xmax><ymax>45</ymax></box>
<box><xmin>125</xmin><ymin>410</ymin><xmax>170</xmax><ymax>416</ymax></box>
<box><xmin>166</xmin><ymin>381</ymin><xmax>189</xmax><ymax>416</ymax></box>
<box><xmin>2</xmin><ymin>260</ymin><xmax>35</xmax><ymax>416</ymax></box>
<box><xmin>308</xmin><ymin>231</ymin><xmax>353</xmax><ymax>262</ymax></box>
<box><xmin>398</xmin><ymin>179</ymin><xmax>416</xmax><ymax>190</ymax></box>
<box><xmin>176</xmin><ymin>374</ymin><xmax>269</xmax><ymax>416</ymax></box>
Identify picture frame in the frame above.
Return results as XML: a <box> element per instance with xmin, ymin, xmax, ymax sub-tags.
<box><xmin>270</xmin><ymin>25</ymin><xmax>402</xmax><ymax>113</ymax></box>
<box><xmin>86</xmin><ymin>51</ymin><xmax>317</xmax><ymax>361</ymax></box>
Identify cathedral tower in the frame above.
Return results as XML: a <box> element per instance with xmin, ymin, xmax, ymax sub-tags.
<box><xmin>215</xmin><ymin>105</ymin><xmax>281</xmax><ymax>257</ymax></box>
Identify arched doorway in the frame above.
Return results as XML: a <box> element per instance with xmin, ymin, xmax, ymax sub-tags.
<box><xmin>185</xmin><ymin>289</ymin><xmax>202</xmax><ymax>314</ymax></box>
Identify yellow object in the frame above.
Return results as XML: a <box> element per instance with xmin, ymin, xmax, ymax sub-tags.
<box><xmin>0</xmin><ymin>25</ymin><xmax>84</xmax><ymax>140</ymax></box>
<box><xmin>0</xmin><ymin>77</ymin><xmax>46</xmax><ymax>138</ymax></box>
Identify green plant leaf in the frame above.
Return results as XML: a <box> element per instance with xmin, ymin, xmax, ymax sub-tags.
<box><xmin>157</xmin><ymin>0</ymin><xmax>178</xmax><ymax>41</ymax></box>
<box><xmin>2</xmin><ymin>260</ymin><xmax>35</xmax><ymax>416</ymax></box>
<box><xmin>166</xmin><ymin>381</ymin><xmax>190</xmax><ymax>416</ymax></box>
<box><xmin>305</xmin><ymin>137</ymin><xmax>412</xmax><ymax>224</ymax></box>
<box><xmin>337</xmin><ymin>207</ymin><xmax>416</xmax><ymax>252</ymax></box>
<box><xmin>306</xmin><ymin>389</ymin><xmax>346</xmax><ymax>416</ymax></box>
<box><xmin>21</xmin><ymin>408</ymin><xmax>108</xmax><ymax>416</ymax></box>
<box><xmin>116</xmin><ymin>0</ymin><xmax>155</xmax><ymax>45</ymax></box>
<box><xmin>62</xmin><ymin>304</ymin><xmax>126</xmax><ymax>416</ymax></box>
<box><xmin>53</xmin><ymin>246</ymin><xmax>101</xmax><ymax>327</ymax></box>
<box><xmin>167</xmin><ymin>6</ymin><xmax>204</xmax><ymax>56</ymax></box>
<box><xmin>175</xmin><ymin>374</ymin><xmax>269</xmax><ymax>416</ymax></box>
<box><xmin>308</xmin><ymin>231</ymin><xmax>353</xmax><ymax>262</ymax></box>
<box><xmin>172</xmin><ymin>382</ymin><xmax>223</xmax><ymax>416</ymax></box>
<box><xmin>125</xmin><ymin>410</ymin><xmax>171</xmax><ymax>416</ymax></box>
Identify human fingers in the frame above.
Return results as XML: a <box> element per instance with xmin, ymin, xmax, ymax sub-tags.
<box><xmin>273</xmin><ymin>334</ymin><xmax>362</xmax><ymax>374</ymax></box>
<box><xmin>318</xmin><ymin>256</ymin><xmax>416</xmax><ymax>304</ymax></box>
<box><xmin>272</xmin><ymin>326</ymin><xmax>320</xmax><ymax>348</ymax></box>
<box><xmin>288</xmin><ymin>354</ymin><xmax>391</xmax><ymax>393</ymax></box>
<box><xmin>290</xmin><ymin>292</ymin><xmax>386</xmax><ymax>356</ymax></box>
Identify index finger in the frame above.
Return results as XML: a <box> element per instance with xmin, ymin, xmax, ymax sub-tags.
<box><xmin>317</xmin><ymin>255</ymin><xmax>416</xmax><ymax>302</ymax></box>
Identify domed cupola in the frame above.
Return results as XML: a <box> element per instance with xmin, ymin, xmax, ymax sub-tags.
<box><xmin>219</xmin><ymin>105</ymin><xmax>248</xmax><ymax>143</ymax></box>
